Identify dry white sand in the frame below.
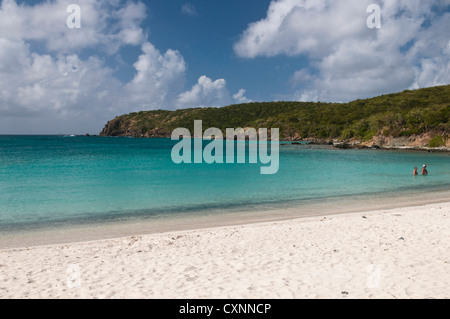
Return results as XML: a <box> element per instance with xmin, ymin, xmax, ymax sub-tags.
<box><xmin>0</xmin><ymin>202</ymin><xmax>449</xmax><ymax>299</ymax></box>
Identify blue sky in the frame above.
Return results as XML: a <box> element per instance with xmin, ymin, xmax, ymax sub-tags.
<box><xmin>101</xmin><ymin>0</ymin><xmax>305</xmax><ymax>103</ymax></box>
<box><xmin>147</xmin><ymin>0</ymin><xmax>300</xmax><ymax>100</ymax></box>
<box><xmin>119</xmin><ymin>0</ymin><xmax>290</xmax><ymax>100</ymax></box>
<box><xmin>0</xmin><ymin>0</ymin><xmax>449</xmax><ymax>134</ymax></box>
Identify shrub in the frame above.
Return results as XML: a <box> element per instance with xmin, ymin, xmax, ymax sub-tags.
<box><xmin>428</xmin><ymin>135</ymin><xmax>446</xmax><ymax>148</ymax></box>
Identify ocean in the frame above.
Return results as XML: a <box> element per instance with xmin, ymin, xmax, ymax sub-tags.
<box><xmin>0</xmin><ymin>135</ymin><xmax>449</xmax><ymax>232</ymax></box>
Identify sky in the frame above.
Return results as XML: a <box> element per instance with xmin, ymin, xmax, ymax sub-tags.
<box><xmin>0</xmin><ymin>0</ymin><xmax>449</xmax><ymax>134</ymax></box>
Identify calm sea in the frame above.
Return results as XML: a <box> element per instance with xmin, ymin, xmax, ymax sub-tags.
<box><xmin>0</xmin><ymin>135</ymin><xmax>449</xmax><ymax>231</ymax></box>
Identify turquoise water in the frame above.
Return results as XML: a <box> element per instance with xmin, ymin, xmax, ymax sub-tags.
<box><xmin>0</xmin><ymin>135</ymin><xmax>449</xmax><ymax>230</ymax></box>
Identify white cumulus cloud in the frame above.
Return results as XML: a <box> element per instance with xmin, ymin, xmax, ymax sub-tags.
<box><xmin>125</xmin><ymin>42</ymin><xmax>187</xmax><ymax>109</ymax></box>
<box><xmin>177</xmin><ymin>75</ymin><xmax>232</xmax><ymax>108</ymax></box>
<box><xmin>233</xmin><ymin>89</ymin><xmax>253</xmax><ymax>104</ymax></box>
<box><xmin>0</xmin><ymin>0</ymin><xmax>247</xmax><ymax>134</ymax></box>
<box><xmin>235</xmin><ymin>0</ymin><xmax>450</xmax><ymax>102</ymax></box>
<box><xmin>0</xmin><ymin>0</ymin><xmax>147</xmax><ymax>54</ymax></box>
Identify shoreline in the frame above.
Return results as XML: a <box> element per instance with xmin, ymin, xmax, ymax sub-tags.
<box><xmin>1</xmin><ymin>198</ymin><xmax>449</xmax><ymax>298</ymax></box>
<box><xmin>1</xmin><ymin>188</ymin><xmax>449</xmax><ymax>251</ymax></box>
<box><xmin>3</xmin><ymin>135</ymin><xmax>449</xmax><ymax>152</ymax></box>
<box><xmin>280</xmin><ymin>140</ymin><xmax>450</xmax><ymax>153</ymax></box>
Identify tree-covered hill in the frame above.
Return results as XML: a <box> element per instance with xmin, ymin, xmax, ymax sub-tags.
<box><xmin>100</xmin><ymin>85</ymin><xmax>449</xmax><ymax>147</ymax></box>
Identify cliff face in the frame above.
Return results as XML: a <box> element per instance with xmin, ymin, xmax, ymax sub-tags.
<box><xmin>100</xmin><ymin>117</ymin><xmax>170</xmax><ymax>138</ymax></box>
<box><xmin>100</xmin><ymin>85</ymin><xmax>450</xmax><ymax>150</ymax></box>
<box><xmin>290</xmin><ymin>133</ymin><xmax>450</xmax><ymax>151</ymax></box>
<box><xmin>100</xmin><ymin>110</ymin><xmax>178</xmax><ymax>138</ymax></box>
<box><xmin>360</xmin><ymin>133</ymin><xmax>450</xmax><ymax>150</ymax></box>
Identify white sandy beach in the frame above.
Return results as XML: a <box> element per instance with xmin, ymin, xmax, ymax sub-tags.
<box><xmin>0</xmin><ymin>201</ymin><xmax>449</xmax><ymax>299</ymax></box>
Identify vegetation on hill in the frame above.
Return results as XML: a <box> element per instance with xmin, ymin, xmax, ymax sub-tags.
<box><xmin>100</xmin><ymin>85</ymin><xmax>449</xmax><ymax>143</ymax></box>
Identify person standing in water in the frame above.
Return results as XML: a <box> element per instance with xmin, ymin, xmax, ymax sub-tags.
<box><xmin>422</xmin><ymin>164</ymin><xmax>428</xmax><ymax>175</ymax></box>
<box><xmin>413</xmin><ymin>167</ymin><xmax>419</xmax><ymax>175</ymax></box>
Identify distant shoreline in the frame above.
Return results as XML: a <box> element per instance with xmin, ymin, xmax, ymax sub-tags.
<box><xmin>282</xmin><ymin>139</ymin><xmax>450</xmax><ymax>152</ymax></box>
<box><xmin>7</xmin><ymin>134</ymin><xmax>444</xmax><ymax>152</ymax></box>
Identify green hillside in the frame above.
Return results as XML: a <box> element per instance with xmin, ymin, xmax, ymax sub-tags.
<box><xmin>100</xmin><ymin>85</ymin><xmax>449</xmax><ymax>143</ymax></box>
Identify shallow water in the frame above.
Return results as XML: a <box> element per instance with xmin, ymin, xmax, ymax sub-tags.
<box><xmin>0</xmin><ymin>135</ymin><xmax>449</xmax><ymax>231</ymax></box>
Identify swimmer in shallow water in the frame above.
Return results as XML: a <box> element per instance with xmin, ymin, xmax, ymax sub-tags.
<box><xmin>422</xmin><ymin>164</ymin><xmax>428</xmax><ymax>176</ymax></box>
